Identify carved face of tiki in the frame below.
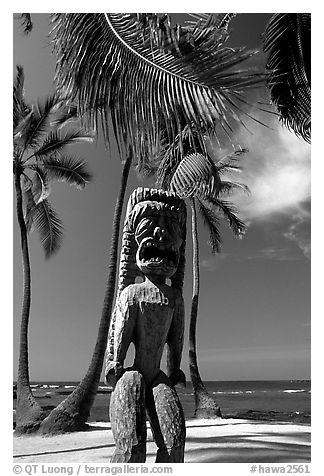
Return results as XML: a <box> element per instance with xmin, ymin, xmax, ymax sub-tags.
<box><xmin>117</xmin><ymin>189</ymin><xmax>186</xmax><ymax>292</ymax></box>
<box><xmin>133</xmin><ymin>205</ymin><xmax>183</xmax><ymax>278</ymax></box>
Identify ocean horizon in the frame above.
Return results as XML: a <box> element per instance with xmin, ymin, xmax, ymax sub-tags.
<box><xmin>13</xmin><ymin>379</ymin><xmax>311</xmax><ymax>425</ymax></box>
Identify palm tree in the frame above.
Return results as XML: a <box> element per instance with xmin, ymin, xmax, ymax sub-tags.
<box><xmin>13</xmin><ymin>65</ymin><xmax>92</xmax><ymax>434</ymax></box>
<box><xmin>263</xmin><ymin>13</ymin><xmax>311</xmax><ymax>143</ymax></box>
<box><xmin>156</xmin><ymin>141</ymin><xmax>248</xmax><ymax>417</ymax></box>
<box><xmin>39</xmin><ymin>149</ymin><xmax>132</xmax><ymax>434</ymax></box>
<box><xmin>39</xmin><ymin>13</ymin><xmax>264</xmax><ymax>434</ymax></box>
<box><xmin>50</xmin><ymin>13</ymin><xmax>264</xmax><ymax>161</ymax></box>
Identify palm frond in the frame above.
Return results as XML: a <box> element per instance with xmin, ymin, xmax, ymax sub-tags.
<box><xmin>136</xmin><ymin>13</ymin><xmax>235</xmax><ymax>55</ymax></box>
<box><xmin>197</xmin><ymin>194</ymin><xmax>247</xmax><ymax>253</ymax></box>
<box><xmin>155</xmin><ymin>123</ymin><xmax>200</xmax><ymax>189</ymax></box>
<box><xmin>32</xmin><ymin>129</ymin><xmax>93</xmax><ymax>159</ymax></box>
<box><xmin>170</xmin><ymin>152</ymin><xmax>221</xmax><ymax>199</ymax></box>
<box><xmin>216</xmin><ymin>147</ymin><xmax>248</xmax><ymax>172</ymax></box>
<box><xmin>22</xmin><ymin>174</ymin><xmax>37</xmax><ymax>232</ymax></box>
<box><xmin>50</xmin><ymin>104</ymin><xmax>80</xmax><ymax>129</ymax></box>
<box><xmin>14</xmin><ymin>109</ymin><xmax>34</xmax><ymax>148</ymax></box>
<box><xmin>218</xmin><ymin>180</ymin><xmax>250</xmax><ymax>196</ymax></box>
<box><xmin>136</xmin><ymin>13</ymin><xmax>189</xmax><ymax>54</ymax></box>
<box><xmin>14</xmin><ymin>94</ymin><xmax>61</xmax><ymax>150</ymax></box>
<box><xmin>187</xmin><ymin>13</ymin><xmax>235</xmax><ymax>30</ymax></box>
<box><xmin>157</xmin><ymin>135</ymin><xmax>248</xmax><ymax>198</ymax></box>
<box><xmin>214</xmin><ymin>14</ymin><xmax>236</xmax><ymax>30</ymax></box>
<box><xmin>207</xmin><ymin>196</ymin><xmax>246</xmax><ymax>237</ymax></box>
<box><xmin>50</xmin><ymin>13</ymin><xmax>265</xmax><ymax>159</ymax></box>
<box><xmin>13</xmin><ymin>65</ymin><xmax>31</xmax><ymax>132</ymax></box>
<box><xmin>31</xmin><ymin>199</ymin><xmax>63</xmax><ymax>258</ymax></box>
<box><xmin>263</xmin><ymin>13</ymin><xmax>311</xmax><ymax>143</ymax></box>
<box><xmin>42</xmin><ymin>155</ymin><xmax>92</xmax><ymax>188</ymax></box>
<box><xmin>16</xmin><ymin>13</ymin><xmax>33</xmax><ymax>34</ymax></box>
<box><xmin>25</xmin><ymin>165</ymin><xmax>50</xmax><ymax>203</ymax></box>
<box><xmin>155</xmin><ymin>152</ymin><xmax>178</xmax><ymax>189</ymax></box>
<box><xmin>197</xmin><ymin>198</ymin><xmax>222</xmax><ymax>253</ymax></box>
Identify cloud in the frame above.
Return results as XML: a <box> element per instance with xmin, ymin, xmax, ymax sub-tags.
<box><xmin>246</xmin><ymin>246</ymin><xmax>304</xmax><ymax>261</ymax></box>
<box><xmin>212</xmin><ymin>112</ymin><xmax>311</xmax><ymax>259</ymax></box>
<box><xmin>225</xmin><ymin>117</ymin><xmax>310</xmax><ymax>221</ymax></box>
<box><xmin>282</xmin><ymin>208</ymin><xmax>311</xmax><ymax>259</ymax></box>
<box><xmin>201</xmin><ymin>253</ymin><xmax>229</xmax><ymax>270</ymax></box>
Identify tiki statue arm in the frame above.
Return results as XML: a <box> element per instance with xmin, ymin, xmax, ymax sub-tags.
<box><xmin>166</xmin><ymin>295</ymin><xmax>186</xmax><ymax>387</ymax></box>
<box><xmin>105</xmin><ymin>291</ymin><xmax>136</xmax><ymax>387</ymax></box>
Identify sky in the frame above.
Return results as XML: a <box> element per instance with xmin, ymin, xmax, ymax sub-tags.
<box><xmin>12</xmin><ymin>12</ymin><xmax>311</xmax><ymax>382</ymax></box>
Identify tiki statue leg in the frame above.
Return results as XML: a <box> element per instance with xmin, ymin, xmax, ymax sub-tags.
<box><xmin>146</xmin><ymin>371</ymin><xmax>185</xmax><ymax>463</ymax></box>
<box><xmin>109</xmin><ymin>370</ymin><xmax>147</xmax><ymax>463</ymax></box>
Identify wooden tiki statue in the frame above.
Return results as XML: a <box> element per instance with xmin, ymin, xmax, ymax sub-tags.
<box><xmin>105</xmin><ymin>188</ymin><xmax>187</xmax><ymax>463</ymax></box>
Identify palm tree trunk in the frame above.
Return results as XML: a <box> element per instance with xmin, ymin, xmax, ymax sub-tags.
<box><xmin>14</xmin><ymin>171</ymin><xmax>44</xmax><ymax>434</ymax></box>
<box><xmin>189</xmin><ymin>198</ymin><xmax>222</xmax><ymax>419</ymax></box>
<box><xmin>39</xmin><ymin>152</ymin><xmax>132</xmax><ymax>434</ymax></box>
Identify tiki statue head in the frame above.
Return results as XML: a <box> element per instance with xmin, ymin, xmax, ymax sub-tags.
<box><xmin>117</xmin><ymin>188</ymin><xmax>186</xmax><ymax>292</ymax></box>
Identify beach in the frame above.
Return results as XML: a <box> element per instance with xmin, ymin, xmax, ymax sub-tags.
<box><xmin>13</xmin><ymin>418</ymin><xmax>310</xmax><ymax>463</ymax></box>
<box><xmin>13</xmin><ymin>381</ymin><xmax>311</xmax><ymax>463</ymax></box>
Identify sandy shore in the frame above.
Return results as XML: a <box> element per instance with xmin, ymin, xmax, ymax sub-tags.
<box><xmin>13</xmin><ymin>418</ymin><xmax>310</xmax><ymax>463</ymax></box>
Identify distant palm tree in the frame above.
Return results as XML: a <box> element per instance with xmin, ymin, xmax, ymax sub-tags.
<box><xmin>39</xmin><ymin>148</ymin><xmax>132</xmax><ymax>434</ymax></box>
<box><xmin>157</xmin><ymin>144</ymin><xmax>248</xmax><ymax>417</ymax></box>
<box><xmin>263</xmin><ymin>13</ymin><xmax>311</xmax><ymax>143</ymax></box>
<box><xmin>15</xmin><ymin>13</ymin><xmax>33</xmax><ymax>34</ymax></box>
<box><xmin>13</xmin><ymin>65</ymin><xmax>92</xmax><ymax>434</ymax></box>
<box><xmin>39</xmin><ymin>13</ymin><xmax>264</xmax><ymax>434</ymax></box>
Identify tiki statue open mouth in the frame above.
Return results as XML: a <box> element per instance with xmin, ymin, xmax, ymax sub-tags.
<box><xmin>138</xmin><ymin>238</ymin><xmax>179</xmax><ymax>271</ymax></box>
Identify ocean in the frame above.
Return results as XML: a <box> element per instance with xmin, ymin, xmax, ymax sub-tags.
<box><xmin>13</xmin><ymin>380</ymin><xmax>311</xmax><ymax>425</ymax></box>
